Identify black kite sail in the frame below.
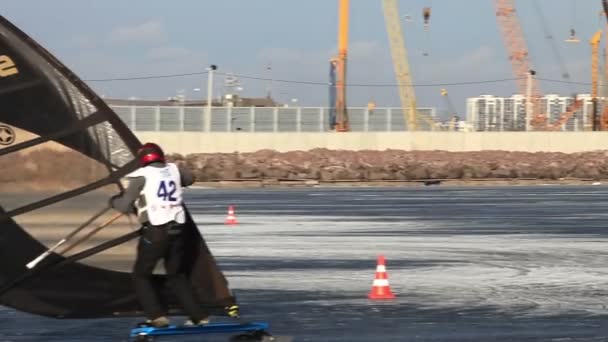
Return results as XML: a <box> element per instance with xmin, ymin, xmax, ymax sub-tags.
<box><xmin>0</xmin><ymin>15</ymin><xmax>235</xmax><ymax>318</ymax></box>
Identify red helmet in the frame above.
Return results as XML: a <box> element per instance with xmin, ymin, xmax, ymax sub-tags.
<box><xmin>137</xmin><ymin>142</ymin><xmax>165</xmax><ymax>166</ymax></box>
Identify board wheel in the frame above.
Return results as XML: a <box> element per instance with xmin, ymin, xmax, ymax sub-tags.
<box><xmin>229</xmin><ymin>330</ymin><xmax>273</xmax><ymax>341</ymax></box>
<box><xmin>134</xmin><ymin>334</ymin><xmax>153</xmax><ymax>342</ymax></box>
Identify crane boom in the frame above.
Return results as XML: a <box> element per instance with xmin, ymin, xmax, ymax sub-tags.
<box><xmin>441</xmin><ymin>88</ymin><xmax>459</xmax><ymax>131</ymax></box>
<box><xmin>591</xmin><ymin>30</ymin><xmax>602</xmax><ymax>130</ymax></box>
<box><xmin>547</xmin><ymin>30</ymin><xmax>601</xmax><ymax>131</ymax></box>
<box><xmin>545</xmin><ymin>99</ymin><xmax>584</xmax><ymax>131</ymax></box>
<box><xmin>382</xmin><ymin>0</ymin><xmax>422</xmax><ymax>131</ymax></box>
<box><xmin>495</xmin><ymin>0</ymin><xmax>584</xmax><ymax>131</ymax></box>
<box><xmin>494</xmin><ymin>0</ymin><xmax>545</xmax><ymax>129</ymax></box>
<box><xmin>335</xmin><ymin>0</ymin><xmax>350</xmax><ymax>132</ymax></box>
<box><xmin>601</xmin><ymin>0</ymin><xmax>608</xmax><ymax>130</ymax></box>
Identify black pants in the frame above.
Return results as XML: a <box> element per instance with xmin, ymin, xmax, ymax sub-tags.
<box><xmin>133</xmin><ymin>222</ymin><xmax>207</xmax><ymax>321</ymax></box>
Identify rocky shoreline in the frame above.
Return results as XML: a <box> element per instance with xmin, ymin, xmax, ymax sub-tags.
<box><xmin>190</xmin><ymin>178</ymin><xmax>604</xmax><ymax>189</ymax></box>
<box><xmin>170</xmin><ymin>149</ymin><xmax>608</xmax><ymax>183</ymax></box>
<box><xmin>4</xmin><ymin>149</ymin><xmax>608</xmax><ymax>189</ymax></box>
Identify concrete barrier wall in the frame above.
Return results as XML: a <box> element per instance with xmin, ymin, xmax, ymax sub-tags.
<box><xmin>134</xmin><ymin>132</ymin><xmax>608</xmax><ymax>154</ymax></box>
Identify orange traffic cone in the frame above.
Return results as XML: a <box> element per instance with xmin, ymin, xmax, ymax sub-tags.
<box><xmin>225</xmin><ymin>205</ymin><xmax>238</xmax><ymax>225</ymax></box>
<box><xmin>368</xmin><ymin>255</ymin><xmax>395</xmax><ymax>300</ymax></box>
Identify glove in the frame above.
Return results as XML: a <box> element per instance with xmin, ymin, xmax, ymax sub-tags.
<box><xmin>225</xmin><ymin>304</ymin><xmax>240</xmax><ymax>318</ymax></box>
<box><xmin>109</xmin><ymin>193</ymin><xmax>123</xmax><ymax>209</ymax></box>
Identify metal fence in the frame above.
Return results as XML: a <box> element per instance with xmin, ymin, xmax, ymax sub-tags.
<box><xmin>110</xmin><ymin>105</ymin><xmax>437</xmax><ymax>132</ymax></box>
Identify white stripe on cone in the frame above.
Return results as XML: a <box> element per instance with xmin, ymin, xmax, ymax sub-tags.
<box><xmin>372</xmin><ymin>279</ymin><xmax>389</xmax><ymax>287</ymax></box>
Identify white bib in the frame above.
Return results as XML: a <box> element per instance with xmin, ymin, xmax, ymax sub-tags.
<box><xmin>128</xmin><ymin>163</ymin><xmax>185</xmax><ymax>225</ymax></box>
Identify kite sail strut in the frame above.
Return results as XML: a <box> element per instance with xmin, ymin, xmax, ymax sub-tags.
<box><xmin>26</xmin><ymin>210</ymin><xmax>122</xmax><ymax>269</ymax></box>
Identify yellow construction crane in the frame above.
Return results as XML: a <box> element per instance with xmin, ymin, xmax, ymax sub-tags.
<box><xmin>382</xmin><ymin>0</ymin><xmax>435</xmax><ymax>131</ymax></box>
<box><xmin>601</xmin><ymin>0</ymin><xmax>608</xmax><ymax>130</ymax></box>
<box><xmin>441</xmin><ymin>88</ymin><xmax>459</xmax><ymax>131</ymax></box>
<box><xmin>334</xmin><ymin>0</ymin><xmax>349</xmax><ymax>132</ymax></box>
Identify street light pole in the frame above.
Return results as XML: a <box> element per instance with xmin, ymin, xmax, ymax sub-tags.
<box><xmin>205</xmin><ymin>65</ymin><xmax>217</xmax><ymax>132</ymax></box>
<box><xmin>525</xmin><ymin>70</ymin><xmax>535</xmax><ymax>132</ymax></box>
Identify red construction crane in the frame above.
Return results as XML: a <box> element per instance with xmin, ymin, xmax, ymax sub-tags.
<box><xmin>494</xmin><ymin>0</ymin><xmax>582</xmax><ymax>131</ymax></box>
<box><xmin>545</xmin><ymin>11</ymin><xmax>598</xmax><ymax>131</ymax></box>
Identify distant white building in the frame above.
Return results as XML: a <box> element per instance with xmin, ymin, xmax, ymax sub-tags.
<box><xmin>467</xmin><ymin>94</ymin><xmax>599</xmax><ymax>131</ymax></box>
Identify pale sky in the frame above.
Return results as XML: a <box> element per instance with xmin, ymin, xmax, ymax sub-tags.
<box><xmin>2</xmin><ymin>0</ymin><xmax>604</xmax><ymax>117</ymax></box>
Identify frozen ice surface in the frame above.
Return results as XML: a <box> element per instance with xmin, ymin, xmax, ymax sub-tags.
<box><xmin>3</xmin><ymin>186</ymin><xmax>608</xmax><ymax>341</ymax></box>
<box><xmin>194</xmin><ymin>213</ymin><xmax>608</xmax><ymax>317</ymax></box>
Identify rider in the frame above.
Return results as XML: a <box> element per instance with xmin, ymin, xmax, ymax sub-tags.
<box><xmin>110</xmin><ymin>142</ymin><xmax>208</xmax><ymax>328</ymax></box>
